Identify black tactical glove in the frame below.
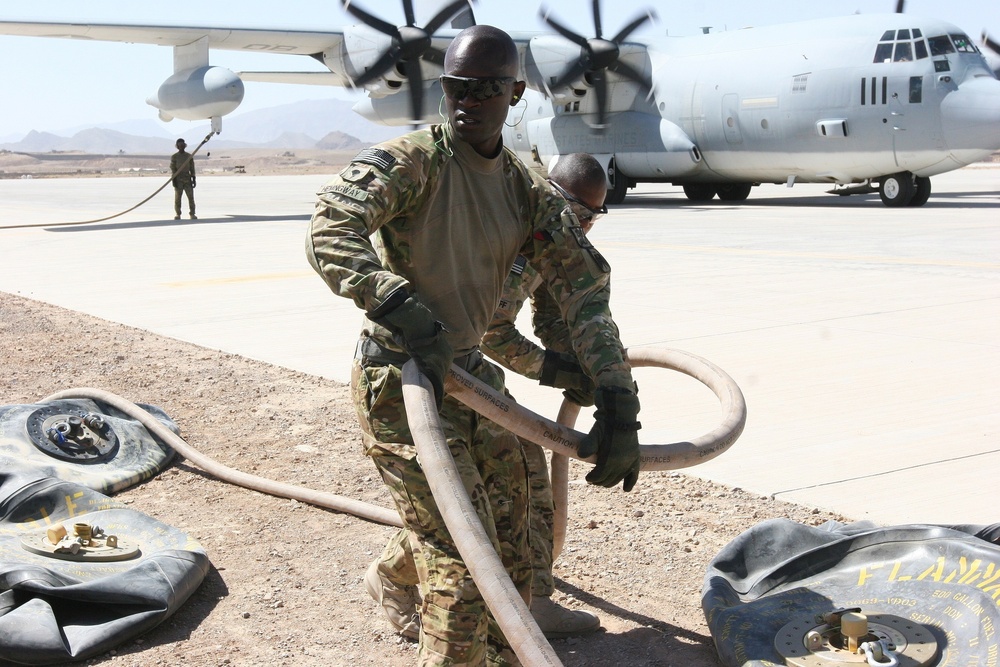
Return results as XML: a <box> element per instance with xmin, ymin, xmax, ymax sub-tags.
<box><xmin>578</xmin><ymin>386</ymin><xmax>641</xmax><ymax>491</ymax></box>
<box><xmin>540</xmin><ymin>350</ymin><xmax>595</xmax><ymax>392</ymax></box>
<box><xmin>562</xmin><ymin>387</ymin><xmax>595</xmax><ymax>407</ymax></box>
<box><xmin>370</xmin><ymin>290</ymin><xmax>453</xmax><ymax>409</ymax></box>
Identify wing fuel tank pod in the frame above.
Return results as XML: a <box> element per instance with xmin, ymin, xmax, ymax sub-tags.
<box><xmin>146</xmin><ymin>65</ymin><xmax>244</xmax><ymax>122</ymax></box>
<box><xmin>146</xmin><ymin>35</ymin><xmax>244</xmax><ymax>124</ymax></box>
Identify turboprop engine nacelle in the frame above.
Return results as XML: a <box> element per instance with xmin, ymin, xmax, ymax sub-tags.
<box><xmin>146</xmin><ymin>66</ymin><xmax>244</xmax><ymax>122</ymax></box>
<box><xmin>524</xmin><ymin>36</ymin><xmax>591</xmax><ymax>102</ymax></box>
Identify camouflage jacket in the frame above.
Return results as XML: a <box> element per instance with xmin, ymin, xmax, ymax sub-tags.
<box><xmin>169</xmin><ymin>150</ymin><xmax>195</xmax><ymax>186</ymax></box>
<box><xmin>305</xmin><ymin>122</ymin><xmax>632</xmax><ymax>389</ymax></box>
<box><xmin>481</xmin><ymin>256</ymin><xmax>577</xmax><ymax>380</ymax></box>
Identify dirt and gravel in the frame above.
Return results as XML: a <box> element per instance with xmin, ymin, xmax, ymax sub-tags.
<box><xmin>1</xmin><ymin>288</ymin><xmax>851</xmax><ymax>667</ymax></box>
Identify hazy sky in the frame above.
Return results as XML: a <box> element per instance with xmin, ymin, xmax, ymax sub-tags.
<box><xmin>1</xmin><ymin>0</ymin><xmax>997</xmax><ymax>139</ymax></box>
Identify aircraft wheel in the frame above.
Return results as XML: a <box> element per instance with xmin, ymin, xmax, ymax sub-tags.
<box><xmin>879</xmin><ymin>172</ymin><xmax>915</xmax><ymax>207</ymax></box>
<box><xmin>716</xmin><ymin>183</ymin><xmax>752</xmax><ymax>202</ymax></box>
<box><xmin>605</xmin><ymin>159</ymin><xmax>629</xmax><ymax>205</ymax></box>
<box><xmin>683</xmin><ymin>184</ymin><xmax>717</xmax><ymax>201</ymax></box>
<box><xmin>908</xmin><ymin>176</ymin><xmax>932</xmax><ymax>206</ymax></box>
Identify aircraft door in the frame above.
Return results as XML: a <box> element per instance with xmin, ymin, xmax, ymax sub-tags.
<box><xmin>722</xmin><ymin>94</ymin><xmax>743</xmax><ymax>144</ymax></box>
<box><xmin>886</xmin><ymin>77</ymin><xmax>909</xmax><ymax>167</ymax></box>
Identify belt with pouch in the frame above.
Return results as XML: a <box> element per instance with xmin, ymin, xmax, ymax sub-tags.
<box><xmin>355</xmin><ymin>336</ymin><xmax>483</xmax><ymax>372</ymax></box>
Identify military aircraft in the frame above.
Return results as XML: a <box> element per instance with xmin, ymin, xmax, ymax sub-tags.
<box><xmin>1</xmin><ymin>0</ymin><xmax>998</xmax><ymax>207</ymax></box>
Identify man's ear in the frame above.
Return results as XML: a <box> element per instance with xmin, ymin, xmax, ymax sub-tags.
<box><xmin>510</xmin><ymin>80</ymin><xmax>527</xmax><ymax>106</ymax></box>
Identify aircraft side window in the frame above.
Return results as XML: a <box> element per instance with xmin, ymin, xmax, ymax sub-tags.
<box><xmin>897</xmin><ymin>29</ymin><xmax>911</xmax><ymax>40</ymax></box>
<box><xmin>928</xmin><ymin>36</ymin><xmax>955</xmax><ymax>56</ymax></box>
<box><xmin>880</xmin><ymin>30</ymin><xmax>896</xmax><ymax>41</ymax></box>
<box><xmin>874</xmin><ymin>42</ymin><xmax>893</xmax><ymax>63</ymax></box>
<box><xmin>893</xmin><ymin>42</ymin><xmax>913</xmax><ymax>62</ymax></box>
<box><xmin>950</xmin><ymin>34</ymin><xmax>978</xmax><ymax>53</ymax></box>
<box><xmin>934</xmin><ymin>59</ymin><xmax>951</xmax><ymax>72</ymax></box>
<box><xmin>909</xmin><ymin>76</ymin><xmax>923</xmax><ymax>103</ymax></box>
<box><xmin>912</xmin><ymin>28</ymin><xmax>922</xmax><ymax>39</ymax></box>
<box><xmin>915</xmin><ymin>40</ymin><xmax>928</xmax><ymax>60</ymax></box>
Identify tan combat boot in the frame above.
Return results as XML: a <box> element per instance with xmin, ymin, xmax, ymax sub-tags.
<box><xmin>529</xmin><ymin>595</ymin><xmax>601</xmax><ymax>638</ymax></box>
<box><xmin>364</xmin><ymin>558</ymin><xmax>420</xmax><ymax>640</ymax></box>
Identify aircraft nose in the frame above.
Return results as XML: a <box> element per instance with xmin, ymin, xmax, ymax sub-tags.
<box><xmin>940</xmin><ymin>77</ymin><xmax>1000</xmax><ymax>153</ymax></box>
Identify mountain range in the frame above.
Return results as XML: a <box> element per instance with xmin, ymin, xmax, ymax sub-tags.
<box><xmin>0</xmin><ymin>98</ymin><xmax>405</xmax><ymax>154</ymax></box>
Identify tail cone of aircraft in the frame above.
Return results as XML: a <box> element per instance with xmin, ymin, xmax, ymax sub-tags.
<box><xmin>146</xmin><ymin>66</ymin><xmax>244</xmax><ymax>122</ymax></box>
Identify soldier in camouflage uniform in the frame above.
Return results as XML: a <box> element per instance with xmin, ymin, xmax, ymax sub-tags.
<box><xmin>306</xmin><ymin>26</ymin><xmax>641</xmax><ymax>667</ymax></box>
<box><xmin>365</xmin><ymin>154</ymin><xmax>611</xmax><ymax>642</ymax></box>
<box><xmin>482</xmin><ymin>153</ymin><xmax>611</xmax><ymax>635</ymax></box>
<box><xmin>169</xmin><ymin>138</ymin><xmax>196</xmax><ymax>220</ymax></box>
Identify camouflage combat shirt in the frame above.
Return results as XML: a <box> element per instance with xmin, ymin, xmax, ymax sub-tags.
<box><xmin>305</xmin><ymin>121</ymin><xmax>632</xmax><ymax>389</ymax></box>
<box><xmin>481</xmin><ymin>256</ymin><xmax>575</xmax><ymax>380</ymax></box>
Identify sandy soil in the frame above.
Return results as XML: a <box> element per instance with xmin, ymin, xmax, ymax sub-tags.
<box><xmin>0</xmin><ymin>292</ymin><xmax>852</xmax><ymax>667</ymax></box>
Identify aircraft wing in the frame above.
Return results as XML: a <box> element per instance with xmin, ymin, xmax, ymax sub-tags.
<box><xmin>0</xmin><ymin>20</ymin><xmax>343</xmax><ymax>56</ymax></box>
<box><xmin>0</xmin><ymin>17</ymin><xmax>654</xmax><ymax>127</ymax></box>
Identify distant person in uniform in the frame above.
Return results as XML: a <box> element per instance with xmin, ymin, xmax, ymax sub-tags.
<box><xmin>170</xmin><ymin>138</ymin><xmax>197</xmax><ymax>220</ymax></box>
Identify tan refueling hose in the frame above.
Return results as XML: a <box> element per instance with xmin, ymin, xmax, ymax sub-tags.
<box><xmin>40</xmin><ymin>387</ymin><xmax>404</xmax><ymax>528</ymax></box>
<box><xmin>445</xmin><ymin>346</ymin><xmax>746</xmax><ymax>471</ymax></box>
<box><xmin>549</xmin><ymin>401</ymin><xmax>578</xmax><ymax>561</ymax></box>
<box><xmin>41</xmin><ymin>345</ymin><xmax>745</xmax><ymax>667</ymax></box>
<box><xmin>401</xmin><ymin>362</ymin><xmax>563</xmax><ymax>667</ymax></box>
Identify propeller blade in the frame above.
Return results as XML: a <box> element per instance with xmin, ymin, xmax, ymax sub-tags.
<box><xmin>592</xmin><ymin>69</ymin><xmax>608</xmax><ymax>129</ymax></box>
<box><xmin>548</xmin><ymin>60</ymin><xmax>590</xmax><ymax>94</ymax></box>
<box><xmin>406</xmin><ymin>60</ymin><xmax>425</xmax><ymax>123</ymax></box>
<box><xmin>542</xmin><ymin>1</ymin><xmax>656</xmax><ymax>132</ymax></box>
<box><xmin>350</xmin><ymin>48</ymin><xmax>400</xmax><ymax>87</ymax></box>
<box><xmin>609</xmin><ymin>59</ymin><xmax>652</xmax><ymax>97</ymax></box>
<box><xmin>343</xmin><ymin>0</ymin><xmax>398</xmax><ymax>36</ymax></box>
<box><xmin>422</xmin><ymin>47</ymin><xmax>446</xmax><ymax>67</ymax></box>
<box><xmin>611</xmin><ymin>11</ymin><xmax>656</xmax><ymax>44</ymax></box>
<box><xmin>540</xmin><ymin>8</ymin><xmax>591</xmax><ymax>49</ymax></box>
<box><xmin>425</xmin><ymin>0</ymin><xmax>474</xmax><ymax>35</ymax></box>
<box><xmin>983</xmin><ymin>30</ymin><xmax>1000</xmax><ymax>56</ymax></box>
<box><xmin>895</xmin><ymin>0</ymin><xmax>905</xmax><ymax>13</ymax></box>
<box><xmin>343</xmin><ymin>0</ymin><xmax>474</xmax><ymax>123</ymax></box>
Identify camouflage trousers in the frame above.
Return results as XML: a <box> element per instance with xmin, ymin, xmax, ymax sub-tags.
<box><xmin>352</xmin><ymin>358</ymin><xmax>532</xmax><ymax>667</ymax></box>
<box><xmin>173</xmin><ymin>184</ymin><xmax>195</xmax><ymax>217</ymax></box>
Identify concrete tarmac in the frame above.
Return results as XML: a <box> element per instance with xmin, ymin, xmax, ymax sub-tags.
<box><xmin>1</xmin><ymin>167</ymin><xmax>997</xmax><ymax>526</ymax></box>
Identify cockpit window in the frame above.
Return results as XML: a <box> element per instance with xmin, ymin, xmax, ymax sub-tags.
<box><xmin>874</xmin><ymin>42</ymin><xmax>893</xmax><ymax>63</ymax></box>
<box><xmin>893</xmin><ymin>42</ymin><xmax>913</xmax><ymax>62</ymax></box>
<box><xmin>874</xmin><ymin>30</ymin><xmax>930</xmax><ymax>63</ymax></box>
<box><xmin>950</xmin><ymin>33</ymin><xmax>979</xmax><ymax>53</ymax></box>
<box><xmin>929</xmin><ymin>35</ymin><xmax>956</xmax><ymax>55</ymax></box>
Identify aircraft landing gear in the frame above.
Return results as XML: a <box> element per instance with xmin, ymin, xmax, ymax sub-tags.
<box><xmin>605</xmin><ymin>158</ymin><xmax>629</xmax><ymax>205</ymax></box>
<box><xmin>909</xmin><ymin>176</ymin><xmax>932</xmax><ymax>206</ymax></box>
<box><xmin>683</xmin><ymin>184</ymin><xmax>717</xmax><ymax>201</ymax></box>
<box><xmin>879</xmin><ymin>172</ymin><xmax>914</xmax><ymax>206</ymax></box>
<box><xmin>879</xmin><ymin>171</ymin><xmax>932</xmax><ymax>207</ymax></box>
<box><xmin>716</xmin><ymin>183</ymin><xmax>753</xmax><ymax>202</ymax></box>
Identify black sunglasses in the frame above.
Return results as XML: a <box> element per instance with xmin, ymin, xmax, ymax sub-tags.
<box><xmin>439</xmin><ymin>75</ymin><xmax>516</xmax><ymax>101</ymax></box>
<box><xmin>547</xmin><ymin>179</ymin><xmax>608</xmax><ymax>223</ymax></box>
